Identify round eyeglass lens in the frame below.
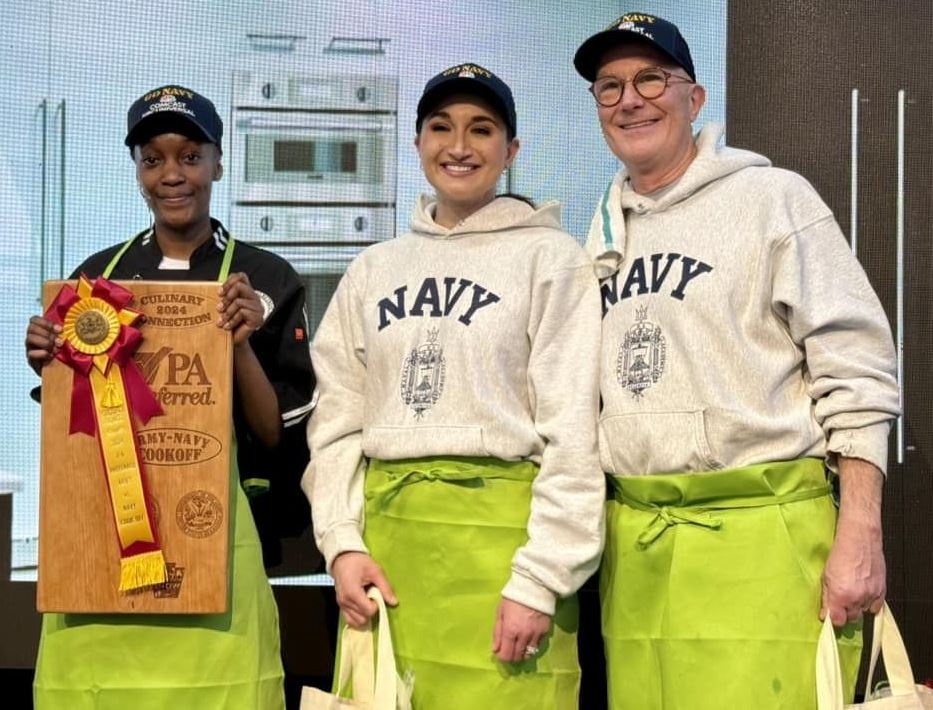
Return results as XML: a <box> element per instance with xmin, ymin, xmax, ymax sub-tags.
<box><xmin>634</xmin><ymin>70</ymin><xmax>667</xmax><ymax>99</ymax></box>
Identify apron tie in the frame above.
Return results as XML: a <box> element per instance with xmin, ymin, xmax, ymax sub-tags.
<box><xmin>365</xmin><ymin>459</ymin><xmax>538</xmax><ymax>510</ymax></box>
<box><xmin>606</xmin><ymin>469</ymin><xmax>833</xmax><ymax>549</ymax></box>
<box><xmin>636</xmin><ymin>506</ymin><xmax>722</xmax><ymax>548</ymax></box>
<box><xmin>366</xmin><ymin>468</ymin><xmax>487</xmax><ymax>509</ymax></box>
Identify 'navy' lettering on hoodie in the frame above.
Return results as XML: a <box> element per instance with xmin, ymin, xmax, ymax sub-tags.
<box><xmin>601</xmin><ymin>252</ymin><xmax>714</xmax><ymax>314</ymax></box>
<box><xmin>378</xmin><ymin>277</ymin><xmax>500</xmax><ymax>330</ymax></box>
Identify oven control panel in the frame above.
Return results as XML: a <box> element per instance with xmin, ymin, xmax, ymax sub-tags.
<box><xmin>230</xmin><ymin>205</ymin><xmax>394</xmax><ymax>245</ymax></box>
<box><xmin>233</xmin><ymin>71</ymin><xmax>397</xmax><ymax>112</ymax></box>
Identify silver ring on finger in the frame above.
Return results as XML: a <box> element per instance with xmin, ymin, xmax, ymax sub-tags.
<box><xmin>523</xmin><ymin>644</ymin><xmax>539</xmax><ymax>657</ymax></box>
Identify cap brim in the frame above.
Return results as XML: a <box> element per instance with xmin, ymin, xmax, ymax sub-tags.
<box><xmin>125</xmin><ymin>112</ymin><xmax>217</xmax><ymax>148</ymax></box>
<box><xmin>573</xmin><ymin>29</ymin><xmax>683</xmax><ymax>82</ymax></box>
<box><xmin>416</xmin><ymin>79</ymin><xmax>512</xmax><ymax>133</ymax></box>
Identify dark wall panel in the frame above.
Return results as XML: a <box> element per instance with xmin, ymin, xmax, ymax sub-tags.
<box><xmin>728</xmin><ymin>0</ymin><xmax>933</xmax><ymax>683</ymax></box>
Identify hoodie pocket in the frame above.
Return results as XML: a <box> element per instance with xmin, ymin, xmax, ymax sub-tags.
<box><xmin>363</xmin><ymin>425</ymin><xmax>489</xmax><ymax>460</ymax></box>
<box><xmin>598</xmin><ymin>410</ymin><xmax>724</xmax><ymax>475</ymax></box>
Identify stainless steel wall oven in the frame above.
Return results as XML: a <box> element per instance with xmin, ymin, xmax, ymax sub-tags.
<box><xmin>230</xmin><ymin>70</ymin><xmax>398</xmax><ymax>335</ymax></box>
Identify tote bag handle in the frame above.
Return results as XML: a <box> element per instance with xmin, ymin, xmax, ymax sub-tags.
<box><xmin>817</xmin><ymin>602</ymin><xmax>926</xmax><ymax>709</ymax></box>
<box><xmin>862</xmin><ymin>604</ymin><xmax>919</xmax><ymax>699</ymax></box>
<box><xmin>301</xmin><ymin>586</ymin><xmax>411</xmax><ymax>709</ymax></box>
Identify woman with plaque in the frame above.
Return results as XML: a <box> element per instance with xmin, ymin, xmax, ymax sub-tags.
<box><xmin>306</xmin><ymin>64</ymin><xmax>605</xmax><ymax>709</ymax></box>
<box><xmin>25</xmin><ymin>85</ymin><xmax>314</xmax><ymax>709</ymax></box>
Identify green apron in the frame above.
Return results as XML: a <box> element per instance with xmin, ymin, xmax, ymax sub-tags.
<box><xmin>601</xmin><ymin>458</ymin><xmax>862</xmax><ymax>710</ymax></box>
<box><xmin>33</xmin><ymin>235</ymin><xmax>285</xmax><ymax>709</ymax></box>
<box><xmin>361</xmin><ymin>457</ymin><xmax>580</xmax><ymax>710</ymax></box>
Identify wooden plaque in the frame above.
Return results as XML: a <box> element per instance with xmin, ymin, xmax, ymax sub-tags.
<box><xmin>37</xmin><ymin>281</ymin><xmax>233</xmax><ymax>613</ymax></box>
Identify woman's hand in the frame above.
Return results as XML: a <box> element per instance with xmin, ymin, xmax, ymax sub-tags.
<box><xmin>492</xmin><ymin>597</ymin><xmax>552</xmax><ymax>663</ymax></box>
<box><xmin>331</xmin><ymin>552</ymin><xmax>398</xmax><ymax>628</ymax></box>
<box><xmin>218</xmin><ymin>272</ymin><xmax>281</xmax><ymax>447</ymax></box>
<box><xmin>217</xmin><ymin>272</ymin><xmax>265</xmax><ymax>347</ymax></box>
<box><xmin>25</xmin><ymin>316</ymin><xmax>63</xmax><ymax>375</ymax></box>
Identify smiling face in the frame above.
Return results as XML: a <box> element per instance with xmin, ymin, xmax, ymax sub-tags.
<box><xmin>133</xmin><ymin>132</ymin><xmax>222</xmax><ymax>240</ymax></box>
<box><xmin>595</xmin><ymin>43</ymin><xmax>705</xmax><ymax>192</ymax></box>
<box><xmin>415</xmin><ymin>94</ymin><xmax>519</xmax><ymax>228</ymax></box>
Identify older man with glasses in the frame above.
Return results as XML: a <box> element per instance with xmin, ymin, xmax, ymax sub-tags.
<box><xmin>575</xmin><ymin>12</ymin><xmax>899</xmax><ymax>710</ymax></box>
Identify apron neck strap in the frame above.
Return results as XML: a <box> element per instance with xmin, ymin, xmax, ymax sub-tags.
<box><xmin>102</xmin><ymin>228</ymin><xmax>148</xmax><ymax>278</ymax></box>
<box><xmin>102</xmin><ymin>223</ymin><xmax>235</xmax><ymax>282</ymax></box>
<box><xmin>218</xmin><ymin>229</ymin><xmax>235</xmax><ymax>282</ymax></box>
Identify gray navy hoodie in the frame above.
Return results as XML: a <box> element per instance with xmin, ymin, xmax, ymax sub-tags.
<box><xmin>588</xmin><ymin>124</ymin><xmax>899</xmax><ymax>477</ymax></box>
<box><xmin>306</xmin><ymin>195</ymin><xmax>605</xmax><ymax>614</ymax></box>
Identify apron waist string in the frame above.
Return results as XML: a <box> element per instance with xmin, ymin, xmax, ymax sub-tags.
<box><xmin>636</xmin><ymin>507</ymin><xmax>722</xmax><ymax>548</ymax></box>
<box><xmin>365</xmin><ymin>463</ymin><xmax>537</xmax><ymax>509</ymax></box>
<box><xmin>607</xmin><ymin>476</ymin><xmax>832</xmax><ymax>548</ymax></box>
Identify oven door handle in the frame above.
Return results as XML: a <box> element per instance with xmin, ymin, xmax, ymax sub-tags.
<box><xmin>237</xmin><ymin>118</ymin><xmax>387</xmax><ymax>132</ymax></box>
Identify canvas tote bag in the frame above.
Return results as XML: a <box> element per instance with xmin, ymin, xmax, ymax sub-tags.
<box><xmin>301</xmin><ymin>587</ymin><xmax>412</xmax><ymax>710</ymax></box>
<box><xmin>817</xmin><ymin>603</ymin><xmax>933</xmax><ymax>709</ymax></box>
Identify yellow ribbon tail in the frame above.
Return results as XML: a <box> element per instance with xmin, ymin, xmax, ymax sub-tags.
<box><xmin>119</xmin><ymin>550</ymin><xmax>167</xmax><ymax>592</ymax></box>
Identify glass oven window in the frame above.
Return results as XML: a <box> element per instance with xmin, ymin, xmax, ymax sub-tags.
<box><xmin>245</xmin><ymin>133</ymin><xmax>380</xmax><ymax>184</ymax></box>
<box><xmin>273</xmin><ymin>140</ymin><xmax>358</xmax><ymax>174</ymax></box>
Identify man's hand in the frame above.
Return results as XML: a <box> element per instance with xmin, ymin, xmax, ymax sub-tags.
<box><xmin>821</xmin><ymin>457</ymin><xmax>886</xmax><ymax>626</ymax></box>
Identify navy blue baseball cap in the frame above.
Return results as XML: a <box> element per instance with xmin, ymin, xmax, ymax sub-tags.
<box><xmin>416</xmin><ymin>63</ymin><xmax>517</xmax><ymax>139</ymax></box>
<box><xmin>125</xmin><ymin>85</ymin><xmax>223</xmax><ymax>148</ymax></box>
<box><xmin>574</xmin><ymin>12</ymin><xmax>696</xmax><ymax>82</ymax></box>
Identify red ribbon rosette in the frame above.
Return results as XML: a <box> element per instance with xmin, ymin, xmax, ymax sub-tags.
<box><xmin>44</xmin><ymin>274</ymin><xmax>167</xmax><ymax>591</ymax></box>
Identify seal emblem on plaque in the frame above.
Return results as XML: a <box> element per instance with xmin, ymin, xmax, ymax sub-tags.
<box><xmin>175</xmin><ymin>489</ymin><xmax>224</xmax><ymax>538</ymax></box>
<box><xmin>617</xmin><ymin>305</ymin><xmax>666</xmax><ymax>399</ymax></box>
<box><xmin>400</xmin><ymin>328</ymin><xmax>446</xmax><ymax>419</ymax></box>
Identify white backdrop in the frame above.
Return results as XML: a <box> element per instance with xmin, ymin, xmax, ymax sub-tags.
<box><xmin>0</xmin><ymin>0</ymin><xmax>726</xmax><ymax>578</ymax></box>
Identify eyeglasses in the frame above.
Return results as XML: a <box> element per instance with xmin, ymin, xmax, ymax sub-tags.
<box><xmin>589</xmin><ymin>67</ymin><xmax>694</xmax><ymax>106</ymax></box>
